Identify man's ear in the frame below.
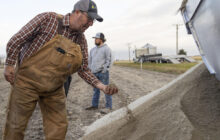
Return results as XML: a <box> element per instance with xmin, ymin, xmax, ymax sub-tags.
<box><xmin>72</xmin><ymin>10</ymin><xmax>81</xmax><ymax>19</ymax></box>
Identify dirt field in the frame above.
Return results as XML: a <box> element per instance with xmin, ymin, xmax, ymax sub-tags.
<box><xmin>83</xmin><ymin>64</ymin><xmax>220</xmax><ymax>140</ymax></box>
<box><xmin>0</xmin><ymin>66</ymin><xmax>177</xmax><ymax>140</ymax></box>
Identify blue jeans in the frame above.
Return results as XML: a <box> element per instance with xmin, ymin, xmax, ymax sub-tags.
<box><xmin>92</xmin><ymin>71</ymin><xmax>112</xmax><ymax>109</ymax></box>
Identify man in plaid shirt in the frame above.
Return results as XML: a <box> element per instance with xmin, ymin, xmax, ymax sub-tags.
<box><xmin>3</xmin><ymin>0</ymin><xmax>118</xmax><ymax>139</ymax></box>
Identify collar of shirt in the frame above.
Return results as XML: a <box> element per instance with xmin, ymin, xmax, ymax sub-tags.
<box><xmin>63</xmin><ymin>13</ymin><xmax>71</xmax><ymax>27</ymax></box>
<box><xmin>63</xmin><ymin>13</ymin><xmax>83</xmax><ymax>35</ymax></box>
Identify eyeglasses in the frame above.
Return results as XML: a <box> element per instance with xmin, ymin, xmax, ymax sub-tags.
<box><xmin>81</xmin><ymin>11</ymin><xmax>95</xmax><ymax>23</ymax></box>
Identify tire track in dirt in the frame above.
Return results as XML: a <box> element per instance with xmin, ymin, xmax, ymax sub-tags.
<box><xmin>110</xmin><ymin>66</ymin><xmax>177</xmax><ymax>104</ymax></box>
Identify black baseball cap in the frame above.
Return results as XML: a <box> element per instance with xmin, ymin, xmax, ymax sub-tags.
<box><xmin>73</xmin><ymin>0</ymin><xmax>103</xmax><ymax>22</ymax></box>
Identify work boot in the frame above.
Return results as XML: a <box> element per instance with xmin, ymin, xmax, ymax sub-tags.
<box><xmin>100</xmin><ymin>108</ymin><xmax>112</xmax><ymax>114</ymax></box>
<box><xmin>85</xmin><ymin>106</ymin><xmax>98</xmax><ymax>110</ymax></box>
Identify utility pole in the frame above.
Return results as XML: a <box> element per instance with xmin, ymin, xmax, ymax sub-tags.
<box><xmin>134</xmin><ymin>45</ymin><xmax>137</xmax><ymax>59</ymax></box>
<box><xmin>127</xmin><ymin>43</ymin><xmax>131</xmax><ymax>62</ymax></box>
<box><xmin>173</xmin><ymin>24</ymin><xmax>183</xmax><ymax>55</ymax></box>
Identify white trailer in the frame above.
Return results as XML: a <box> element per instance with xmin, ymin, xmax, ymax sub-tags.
<box><xmin>181</xmin><ymin>0</ymin><xmax>220</xmax><ymax>80</ymax></box>
<box><xmin>134</xmin><ymin>43</ymin><xmax>161</xmax><ymax>62</ymax></box>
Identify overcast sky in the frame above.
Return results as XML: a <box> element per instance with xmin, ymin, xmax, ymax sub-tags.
<box><xmin>0</xmin><ymin>0</ymin><xmax>199</xmax><ymax>60</ymax></box>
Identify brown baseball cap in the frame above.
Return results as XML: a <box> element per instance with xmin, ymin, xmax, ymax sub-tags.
<box><xmin>73</xmin><ymin>0</ymin><xmax>103</xmax><ymax>22</ymax></box>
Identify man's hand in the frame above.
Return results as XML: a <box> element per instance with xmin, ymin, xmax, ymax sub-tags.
<box><xmin>4</xmin><ymin>65</ymin><xmax>15</xmax><ymax>85</ymax></box>
<box><xmin>96</xmin><ymin>83</ymin><xmax>118</xmax><ymax>95</ymax></box>
<box><xmin>104</xmin><ymin>84</ymin><xmax>118</xmax><ymax>95</ymax></box>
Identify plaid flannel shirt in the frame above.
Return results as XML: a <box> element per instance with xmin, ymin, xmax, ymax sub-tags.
<box><xmin>5</xmin><ymin>12</ymin><xmax>100</xmax><ymax>87</ymax></box>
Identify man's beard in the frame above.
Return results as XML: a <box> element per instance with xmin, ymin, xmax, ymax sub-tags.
<box><xmin>95</xmin><ymin>42</ymin><xmax>101</xmax><ymax>46</ymax></box>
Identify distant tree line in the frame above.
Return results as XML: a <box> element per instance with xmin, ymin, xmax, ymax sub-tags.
<box><xmin>178</xmin><ymin>49</ymin><xmax>187</xmax><ymax>55</ymax></box>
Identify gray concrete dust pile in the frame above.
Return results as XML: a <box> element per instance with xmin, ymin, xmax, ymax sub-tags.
<box><xmin>82</xmin><ymin>63</ymin><xmax>220</xmax><ymax>140</ymax></box>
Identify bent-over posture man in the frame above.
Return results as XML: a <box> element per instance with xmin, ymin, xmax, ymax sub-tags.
<box><xmin>3</xmin><ymin>0</ymin><xmax>118</xmax><ymax>139</ymax></box>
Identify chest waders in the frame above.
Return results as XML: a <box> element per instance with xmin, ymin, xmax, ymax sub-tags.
<box><xmin>3</xmin><ymin>18</ymin><xmax>82</xmax><ymax>140</ymax></box>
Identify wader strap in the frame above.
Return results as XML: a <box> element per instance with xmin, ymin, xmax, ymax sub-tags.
<box><xmin>57</xmin><ymin>15</ymin><xmax>64</xmax><ymax>35</ymax></box>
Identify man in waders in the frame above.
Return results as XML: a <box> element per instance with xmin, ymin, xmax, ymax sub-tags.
<box><xmin>3</xmin><ymin>0</ymin><xmax>118</xmax><ymax>139</ymax></box>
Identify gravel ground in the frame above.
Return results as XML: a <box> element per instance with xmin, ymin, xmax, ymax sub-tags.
<box><xmin>0</xmin><ymin>66</ymin><xmax>177</xmax><ymax>140</ymax></box>
<box><xmin>83</xmin><ymin>64</ymin><xmax>220</xmax><ymax>140</ymax></box>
